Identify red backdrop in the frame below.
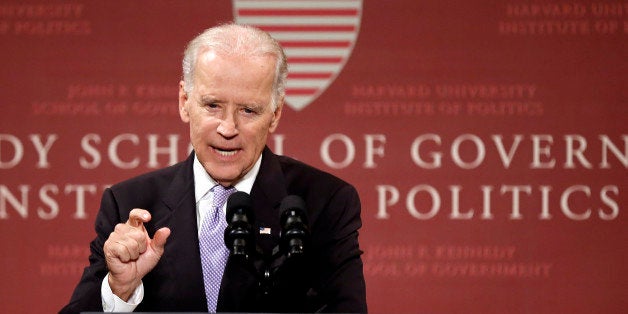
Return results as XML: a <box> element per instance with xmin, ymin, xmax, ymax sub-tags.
<box><xmin>0</xmin><ymin>1</ymin><xmax>626</xmax><ymax>313</ymax></box>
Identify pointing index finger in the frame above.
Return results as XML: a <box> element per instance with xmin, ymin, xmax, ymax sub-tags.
<box><xmin>127</xmin><ymin>208</ymin><xmax>151</xmax><ymax>228</ymax></box>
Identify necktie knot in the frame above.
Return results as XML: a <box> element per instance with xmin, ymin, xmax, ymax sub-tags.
<box><xmin>212</xmin><ymin>185</ymin><xmax>235</xmax><ymax>209</ymax></box>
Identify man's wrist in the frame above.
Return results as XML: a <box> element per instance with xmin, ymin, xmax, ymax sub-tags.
<box><xmin>108</xmin><ymin>274</ymin><xmax>142</xmax><ymax>302</ymax></box>
<box><xmin>102</xmin><ymin>273</ymin><xmax>143</xmax><ymax>312</ymax></box>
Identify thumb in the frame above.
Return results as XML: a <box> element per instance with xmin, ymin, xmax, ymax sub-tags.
<box><xmin>151</xmin><ymin>227</ymin><xmax>171</xmax><ymax>256</ymax></box>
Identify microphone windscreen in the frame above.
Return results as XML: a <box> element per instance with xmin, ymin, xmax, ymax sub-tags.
<box><xmin>280</xmin><ymin>195</ymin><xmax>308</xmax><ymax>224</ymax></box>
<box><xmin>226</xmin><ymin>191</ymin><xmax>254</xmax><ymax>222</ymax></box>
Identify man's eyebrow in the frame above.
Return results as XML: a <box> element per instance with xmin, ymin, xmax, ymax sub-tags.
<box><xmin>199</xmin><ymin>95</ymin><xmax>221</xmax><ymax>103</ymax></box>
<box><xmin>240</xmin><ymin>102</ymin><xmax>268</xmax><ymax>112</ymax></box>
<box><xmin>239</xmin><ymin>101</ymin><xmax>263</xmax><ymax>108</ymax></box>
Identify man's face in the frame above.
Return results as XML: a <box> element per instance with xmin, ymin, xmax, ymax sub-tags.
<box><xmin>178</xmin><ymin>49</ymin><xmax>282</xmax><ymax>186</ymax></box>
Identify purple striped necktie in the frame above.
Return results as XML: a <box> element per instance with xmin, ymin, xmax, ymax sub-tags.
<box><xmin>199</xmin><ymin>185</ymin><xmax>235</xmax><ymax>312</ymax></box>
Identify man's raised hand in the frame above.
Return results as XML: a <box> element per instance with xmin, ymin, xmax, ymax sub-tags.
<box><xmin>103</xmin><ymin>208</ymin><xmax>171</xmax><ymax>301</ymax></box>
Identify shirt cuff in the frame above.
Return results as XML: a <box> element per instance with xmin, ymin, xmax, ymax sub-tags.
<box><xmin>101</xmin><ymin>273</ymin><xmax>144</xmax><ymax>312</ymax></box>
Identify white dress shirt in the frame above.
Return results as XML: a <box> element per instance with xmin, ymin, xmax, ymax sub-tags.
<box><xmin>101</xmin><ymin>154</ymin><xmax>261</xmax><ymax>312</ymax></box>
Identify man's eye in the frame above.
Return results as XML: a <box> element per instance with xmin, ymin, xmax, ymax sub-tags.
<box><xmin>242</xmin><ymin>107</ymin><xmax>257</xmax><ymax>114</ymax></box>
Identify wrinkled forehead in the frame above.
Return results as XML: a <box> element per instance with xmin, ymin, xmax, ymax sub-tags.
<box><xmin>192</xmin><ymin>49</ymin><xmax>276</xmax><ymax>99</ymax></box>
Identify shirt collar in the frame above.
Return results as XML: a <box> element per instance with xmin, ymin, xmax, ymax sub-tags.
<box><xmin>193</xmin><ymin>153</ymin><xmax>262</xmax><ymax>203</ymax></box>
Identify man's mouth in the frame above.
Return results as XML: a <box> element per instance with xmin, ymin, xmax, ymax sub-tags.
<box><xmin>214</xmin><ymin>147</ymin><xmax>238</xmax><ymax>157</ymax></box>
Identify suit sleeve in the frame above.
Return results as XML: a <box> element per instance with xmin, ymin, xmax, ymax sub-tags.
<box><xmin>59</xmin><ymin>188</ymin><xmax>123</xmax><ymax>314</ymax></box>
<box><xmin>312</xmin><ymin>184</ymin><xmax>367</xmax><ymax>313</ymax></box>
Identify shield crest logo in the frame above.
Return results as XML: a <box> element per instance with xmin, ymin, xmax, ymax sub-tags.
<box><xmin>233</xmin><ymin>0</ymin><xmax>363</xmax><ymax>111</ymax></box>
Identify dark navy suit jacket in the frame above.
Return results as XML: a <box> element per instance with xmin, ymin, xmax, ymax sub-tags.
<box><xmin>60</xmin><ymin>147</ymin><xmax>367</xmax><ymax>313</ymax></box>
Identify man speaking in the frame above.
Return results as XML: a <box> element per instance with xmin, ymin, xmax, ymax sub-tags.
<box><xmin>60</xmin><ymin>23</ymin><xmax>367</xmax><ymax>313</ymax></box>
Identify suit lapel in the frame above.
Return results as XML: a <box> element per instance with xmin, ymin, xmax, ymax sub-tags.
<box><xmin>250</xmin><ymin>147</ymin><xmax>288</xmax><ymax>253</ymax></box>
<box><xmin>152</xmin><ymin>153</ymin><xmax>208</xmax><ymax>310</ymax></box>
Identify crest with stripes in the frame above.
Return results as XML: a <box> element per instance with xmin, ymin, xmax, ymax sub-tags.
<box><xmin>234</xmin><ymin>0</ymin><xmax>363</xmax><ymax>111</ymax></box>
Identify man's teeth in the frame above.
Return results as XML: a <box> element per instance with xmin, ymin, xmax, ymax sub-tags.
<box><xmin>216</xmin><ymin>148</ymin><xmax>237</xmax><ymax>156</ymax></box>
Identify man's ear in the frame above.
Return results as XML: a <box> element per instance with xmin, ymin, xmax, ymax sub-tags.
<box><xmin>178</xmin><ymin>81</ymin><xmax>190</xmax><ymax>123</ymax></box>
<box><xmin>269</xmin><ymin>97</ymin><xmax>283</xmax><ymax>133</ymax></box>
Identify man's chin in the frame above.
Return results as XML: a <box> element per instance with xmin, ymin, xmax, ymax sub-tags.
<box><xmin>206</xmin><ymin>169</ymin><xmax>241</xmax><ymax>186</ymax></box>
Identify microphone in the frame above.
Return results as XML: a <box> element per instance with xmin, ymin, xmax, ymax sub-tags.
<box><xmin>279</xmin><ymin>195</ymin><xmax>310</xmax><ymax>258</ymax></box>
<box><xmin>224</xmin><ymin>191</ymin><xmax>256</xmax><ymax>259</ymax></box>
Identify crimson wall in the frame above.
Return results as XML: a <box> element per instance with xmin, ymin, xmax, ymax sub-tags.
<box><xmin>0</xmin><ymin>1</ymin><xmax>626</xmax><ymax>313</ymax></box>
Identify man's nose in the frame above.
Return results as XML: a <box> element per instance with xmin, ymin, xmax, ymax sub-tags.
<box><xmin>217</xmin><ymin>112</ymin><xmax>238</xmax><ymax>137</ymax></box>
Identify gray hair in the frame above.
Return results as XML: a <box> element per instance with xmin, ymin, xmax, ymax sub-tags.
<box><xmin>182</xmin><ymin>23</ymin><xmax>288</xmax><ymax>111</ymax></box>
